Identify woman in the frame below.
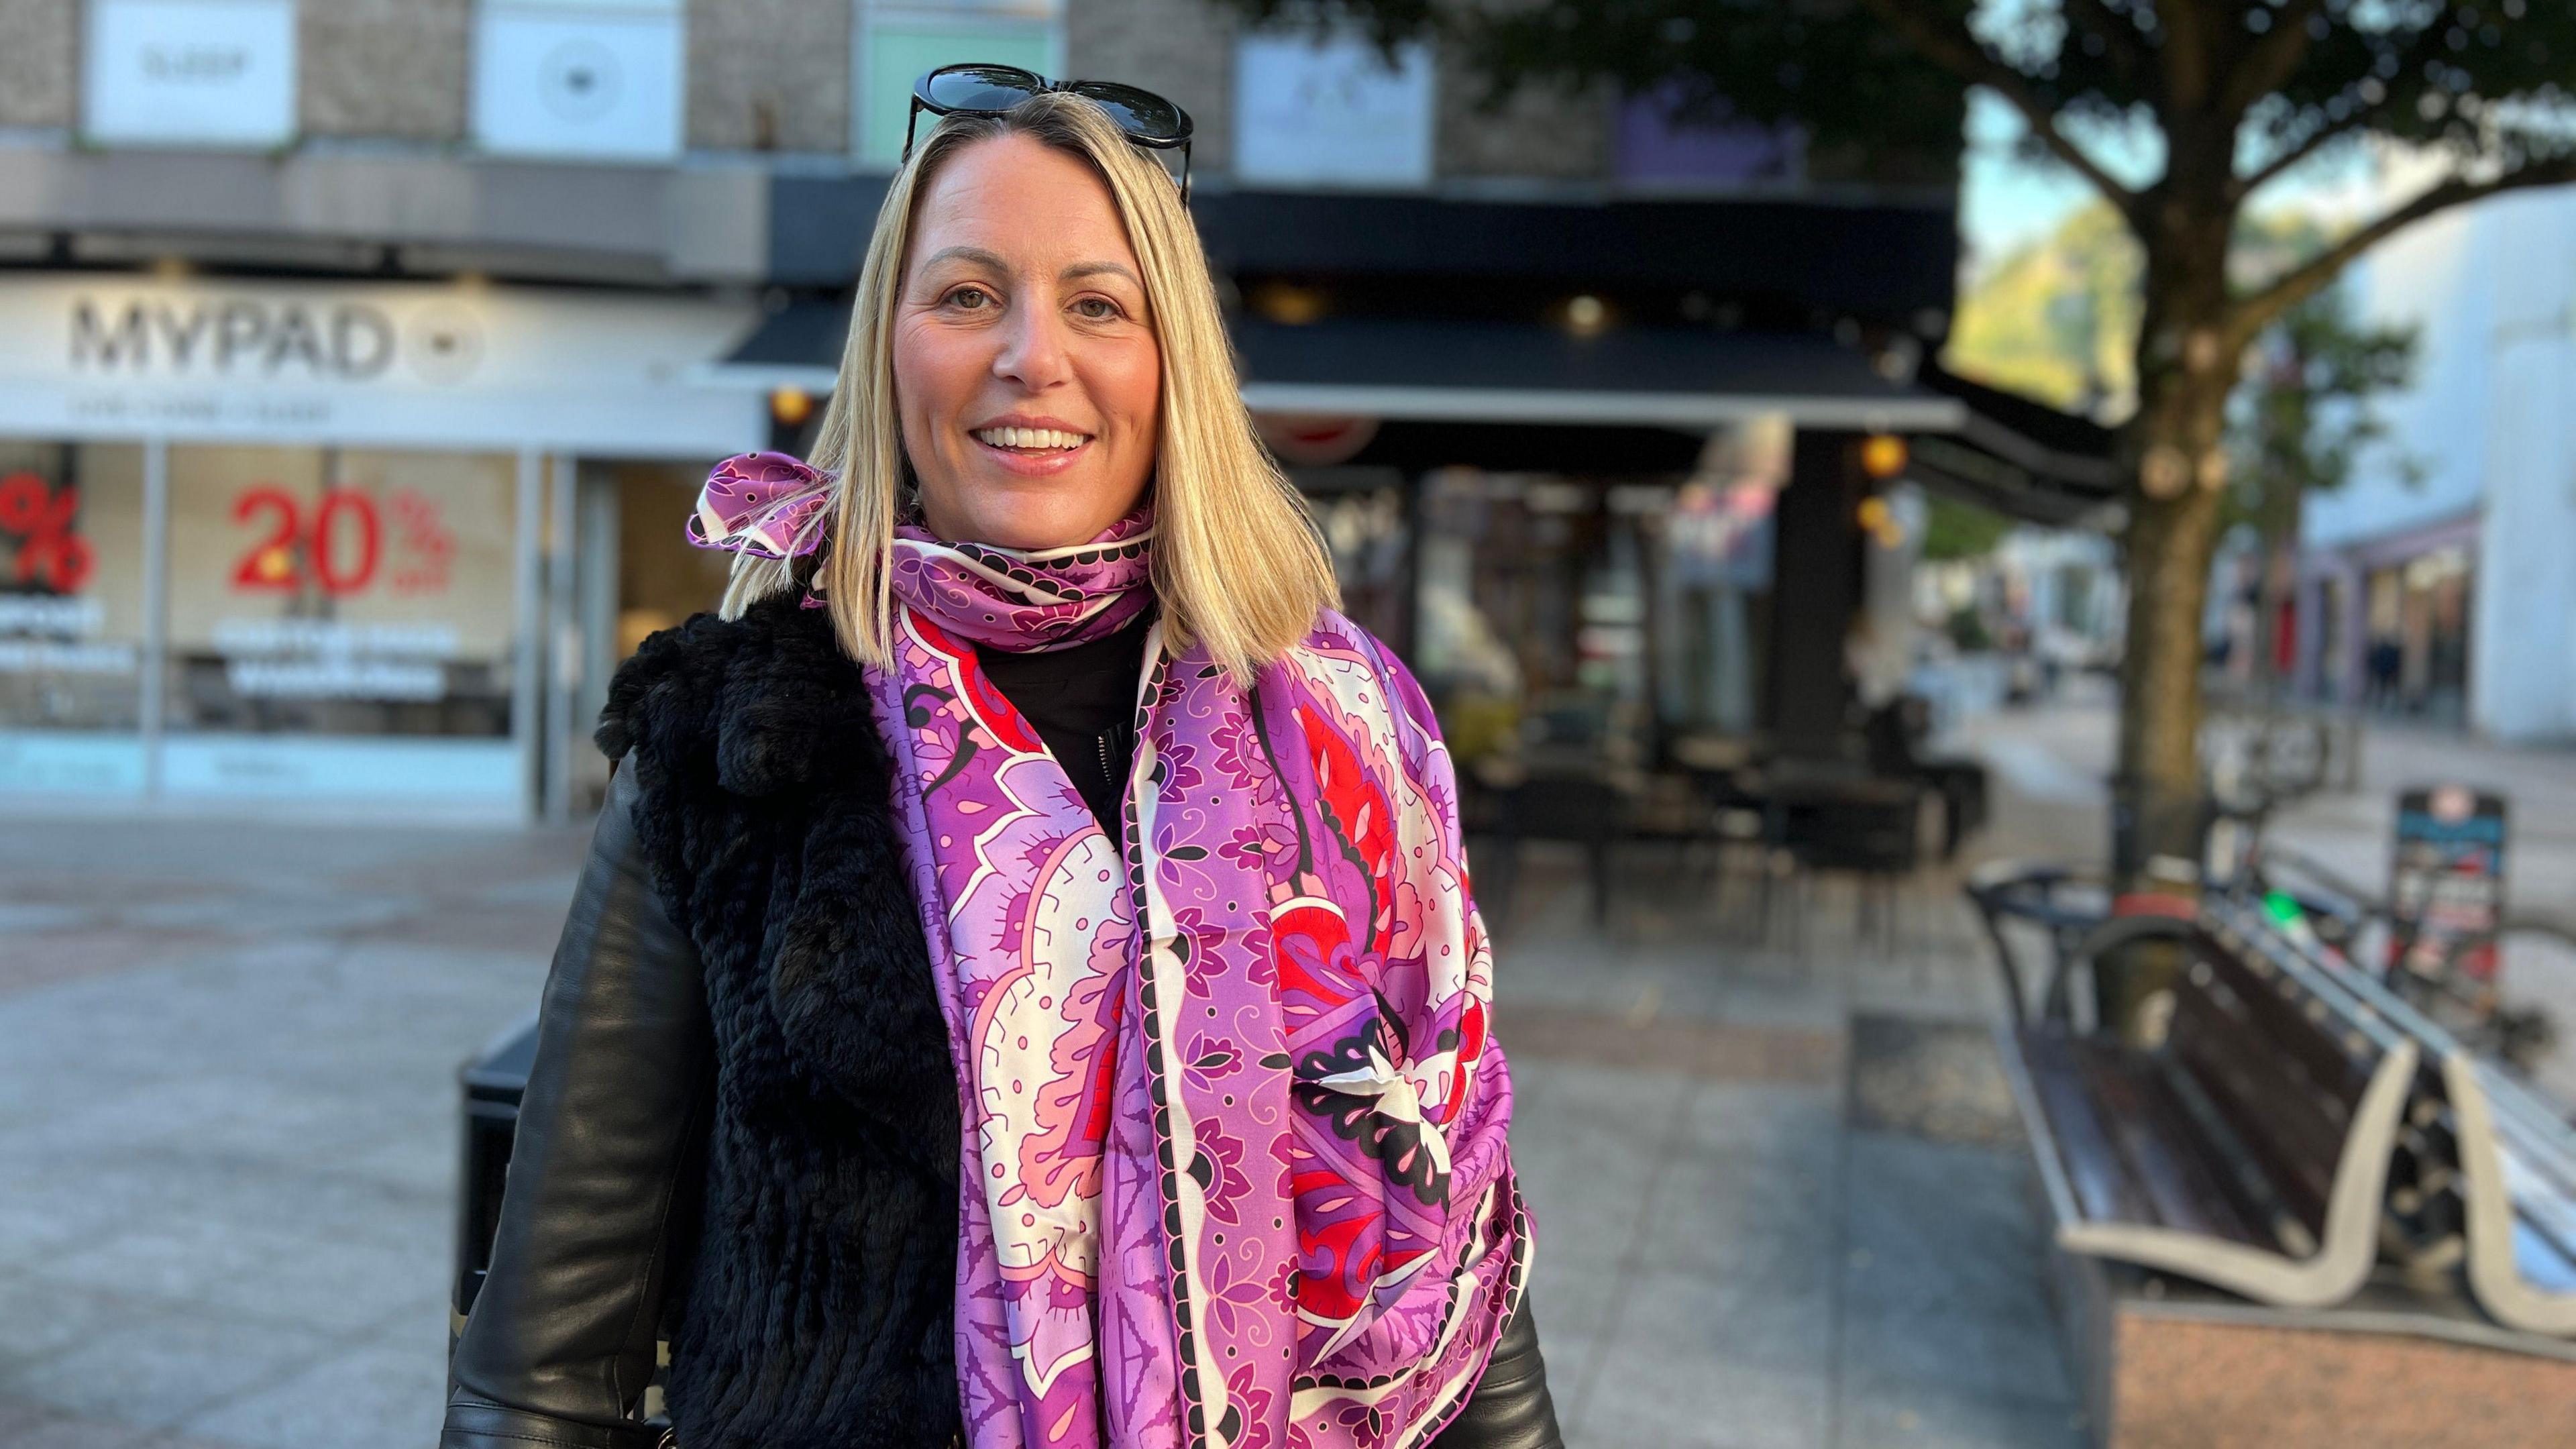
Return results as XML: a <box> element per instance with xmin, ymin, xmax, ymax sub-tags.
<box><xmin>442</xmin><ymin>81</ymin><xmax>1559</xmax><ymax>1449</ymax></box>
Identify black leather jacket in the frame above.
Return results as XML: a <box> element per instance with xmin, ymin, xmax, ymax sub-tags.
<box><xmin>443</xmin><ymin>762</ymin><xmax>1562</xmax><ymax>1448</ymax></box>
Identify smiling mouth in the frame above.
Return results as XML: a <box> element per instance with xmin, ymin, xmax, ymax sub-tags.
<box><xmin>971</xmin><ymin>426</ymin><xmax>1091</xmax><ymax>454</ymax></box>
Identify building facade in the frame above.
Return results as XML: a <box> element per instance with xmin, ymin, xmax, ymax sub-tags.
<box><xmin>0</xmin><ymin>0</ymin><xmax>1996</xmax><ymax>820</ymax></box>
<box><xmin>2295</xmin><ymin>185</ymin><xmax>2576</xmax><ymax>742</ymax></box>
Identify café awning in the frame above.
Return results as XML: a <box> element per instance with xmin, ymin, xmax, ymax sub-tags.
<box><xmin>708</xmin><ymin>304</ymin><xmax>1969</xmax><ymax>433</ymax></box>
<box><xmin>1906</xmin><ymin>360</ymin><xmax>2122</xmax><ymax>527</ymax></box>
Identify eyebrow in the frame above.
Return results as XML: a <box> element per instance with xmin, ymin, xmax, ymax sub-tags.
<box><xmin>917</xmin><ymin>246</ymin><xmax>1141</xmax><ymax>290</ymax></box>
<box><xmin>1061</xmin><ymin>260</ymin><xmax>1143</xmax><ymax>289</ymax></box>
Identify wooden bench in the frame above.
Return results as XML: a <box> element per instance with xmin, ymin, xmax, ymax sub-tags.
<box><xmin>1995</xmin><ymin>909</ymin><xmax>2419</xmax><ymax>1309</ymax></box>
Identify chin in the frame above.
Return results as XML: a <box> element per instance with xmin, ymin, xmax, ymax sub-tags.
<box><xmin>943</xmin><ymin>474</ymin><xmax>1136</xmax><ymax>551</ymax></box>
<box><xmin>959</xmin><ymin>495</ymin><xmax>1104</xmax><ymax>552</ymax></box>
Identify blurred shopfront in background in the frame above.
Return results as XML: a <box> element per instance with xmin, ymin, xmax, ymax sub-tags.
<box><xmin>0</xmin><ymin>0</ymin><xmax>2114</xmax><ymax>822</ymax></box>
<box><xmin>0</xmin><ymin>274</ymin><xmax>761</xmax><ymax>821</ymax></box>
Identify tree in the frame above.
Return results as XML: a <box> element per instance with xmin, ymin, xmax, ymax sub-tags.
<box><xmin>1236</xmin><ymin>0</ymin><xmax>2575</xmax><ymax>890</ymax></box>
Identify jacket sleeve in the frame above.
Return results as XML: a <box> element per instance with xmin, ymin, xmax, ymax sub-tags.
<box><xmin>443</xmin><ymin>763</ymin><xmax>715</xmax><ymax>1449</ymax></box>
<box><xmin>1433</xmin><ymin>1296</ymin><xmax>1564</xmax><ymax>1449</ymax></box>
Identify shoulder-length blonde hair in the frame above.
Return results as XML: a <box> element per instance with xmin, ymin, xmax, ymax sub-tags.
<box><xmin>718</xmin><ymin>90</ymin><xmax>1338</xmax><ymax>680</ymax></box>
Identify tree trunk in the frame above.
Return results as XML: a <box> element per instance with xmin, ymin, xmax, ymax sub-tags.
<box><xmin>2103</xmin><ymin>208</ymin><xmax>2242</xmax><ymax>1040</ymax></box>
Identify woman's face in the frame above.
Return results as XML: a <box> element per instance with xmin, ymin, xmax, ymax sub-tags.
<box><xmin>894</xmin><ymin>133</ymin><xmax>1163</xmax><ymax>550</ymax></box>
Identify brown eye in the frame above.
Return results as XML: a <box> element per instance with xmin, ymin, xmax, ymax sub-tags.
<box><xmin>947</xmin><ymin>286</ymin><xmax>994</xmax><ymax>310</ymax></box>
<box><xmin>1073</xmin><ymin>297</ymin><xmax>1124</xmax><ymax>321</ymax></box>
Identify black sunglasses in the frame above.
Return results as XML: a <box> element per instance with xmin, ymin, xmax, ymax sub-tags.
<box><xmin>904</xmin><ymin>63</ymin><xmax>1195</xmax><ymax>204</ymax></box>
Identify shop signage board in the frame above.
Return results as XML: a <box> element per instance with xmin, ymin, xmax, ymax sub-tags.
<box><xmin>2387</xmin><ymin>784</ymin><xmax>2509</xmax><ymax>982</ymax></box>
<box><xmin>473</xmin><ymin>0</ymin><xmax>685</xmax><ymax>162</ymax></box>
<box><xmin>1234</xmin><ymin>32</ymin><xmax>1435</xmax><ymax>189</ymax></box>
<box><xmin>84</xmin><ymin>0</ymin><xmax>297</xmax><ymax>148</ymax></box>
<box><xmin>0</xmin><ymin>276</ymin><xmax>765</xmax><ymax>458</ymax></box>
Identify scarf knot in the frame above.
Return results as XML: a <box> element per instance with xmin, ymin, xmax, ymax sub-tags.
<box><xmin>685</xmin><ymin>451</ymin><xmax>1157</xmax><ymax>639</ymax></box>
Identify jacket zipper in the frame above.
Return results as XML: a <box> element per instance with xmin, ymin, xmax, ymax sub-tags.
<box><xmin>1097</xmin><ymin>731</ymin><xmax>1116</xmax><ymax>798</ymax></box>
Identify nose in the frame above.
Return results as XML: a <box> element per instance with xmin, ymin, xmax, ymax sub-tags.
<box><xmin>991</xmin><ymin>298</ymin><xmax>1074</xmax><ymax>392</ymax></box>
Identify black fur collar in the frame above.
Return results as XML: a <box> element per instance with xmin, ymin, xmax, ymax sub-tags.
<box><xmin>594</xmin><ymin>592</ymin><xmax>885</xmax><ymax>799</ymax></box>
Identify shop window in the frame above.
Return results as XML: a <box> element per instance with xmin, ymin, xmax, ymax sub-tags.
<box><xmin>161</xmin><ymin>444</ymin><xmax>523</xmax><ymax>804</ymax></box>
<box><xmin>853</xmin><ymin>3</ymin><xmax>1059</xmax><ymax>168</ymax></box>
<box><xmin>474</xmin><ymin>0</ymin><xmax>684</xmax><ymax>162</ymax></box>
<box><xmin>0</xmin><ymin>443</ymin><xmax>148</xmax><ymax>796</ymax></box>
<box><xmin>1234</xmin><ymin>30</ymin><xmax>1434</xmax><ymax>189</ymax></box>
<box><xmin>83</xmin><ymin>0</ymin><xmax>298</xmax><ymax>148</ymax></box>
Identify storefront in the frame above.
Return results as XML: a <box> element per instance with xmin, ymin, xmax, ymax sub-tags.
<box><xmin>0</xmin><ymin>272</ymin><xmax>765</xmax><ymax>821</ymax></box>
<box><xmin>2296</xmin><ymin>512</ymin><xmax>2479</xmax><ymax>722</ymax></box>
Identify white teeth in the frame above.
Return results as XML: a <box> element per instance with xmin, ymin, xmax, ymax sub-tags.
<box><xmin>973</xmin><ymin>427</ymin><xmax>1087</xmax><ymax>451</ymax></box>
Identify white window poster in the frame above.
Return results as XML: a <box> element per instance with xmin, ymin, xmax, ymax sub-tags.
<box><xmin>1234</xmin><ymin>32</ymin><xmax>1434</xmax><ymax>189</ymax></box>
<box><xmin>473</xmin><ymin>0</ymin><xmax>684</xmax><ymax>162</ymax></box>
<box><xmin>83</xmin><ymin>0</ymin><xmax>299</xmax><ymax>148</ymax></box>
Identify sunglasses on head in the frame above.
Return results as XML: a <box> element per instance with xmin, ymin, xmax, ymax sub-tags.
<box><xmin>904</xmin><ymin>63</ymin><xmax>1195</xmax><ymax>203</ymax></box>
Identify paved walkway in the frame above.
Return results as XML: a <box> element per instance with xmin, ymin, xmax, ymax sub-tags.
<box><xmin>0</xmin><ymin>794</ymin><xmax>2080</xmax><ymax>1448</ymax></box>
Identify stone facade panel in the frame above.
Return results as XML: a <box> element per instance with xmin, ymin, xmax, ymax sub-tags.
<box><xmin>1067</xmin><ymin>0</ymin><xmax>1235</xmax><ymax>174</ymax></box>
<box><xmin>1434</xmin><ymin>47</ymin><xmax>1608</xmax><ymax>182</ymax></box>
<box><xmin>301</xmin><ymin>0</ymin><xmax>472</xmax><ymax>141</ymax></box>
<box><xmin>687</xmin><ymin>0</ymin><xmax>852</xmax><ymax>154</ymax></box>
<box><xmin>0</xmin><ymin>0</ymin><xmax>77</xmax><ymax>129</ymax></box>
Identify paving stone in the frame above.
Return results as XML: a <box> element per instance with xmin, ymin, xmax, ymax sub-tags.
<box><xmin>27</xmin><ymin>1220</ymin><xmax>297</xmax><ymax>1309</ymax></box>
<box><xmin>193</xmin><ymin>1230</ymin><xmax>443</xmax><ymax>1337</ymax></box>
<box><xmin>181</xmin><ymin>1325</ymin><xmax>447</xmax><ymax>1449</ymax></box>
<box><xmin>1839</xmin><ymin>1132</ymin><xmax>2059</xmax><ymax>1323</ymax></box>
<box><xmin>0</xmin><ymin>1276</ymin><xmax>155</xmax><ymax>1366</ymax></box>
<box><xmin>1505</xmin><ymin>1059</ymin><xmax>1685</xmax><ymax>1275</ymax></box>
<box><xmin>1836</xmin><ymin>1373</ymin><xmax>2088</xmax><ymax>1449</ymax></box>
<box><xmin>1575</xmin><ymin>1352</ymin><xmax>1831</xmax><ymax>1449</ymax></box>
<box><xmin>0</xmin><ymin>1312</ymin><xmax>332</xmax><ymax>1430</ymax></box>
<box><xmin>0</xmin><ymin>1409</ymin><xmax>161</xmax><ymax>1449</ymax></box>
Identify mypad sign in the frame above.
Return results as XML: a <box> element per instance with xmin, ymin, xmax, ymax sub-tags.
<box><xmin>0</xmin><ymin>275</ymin><xmax>765</xmax><ymax>455</ymax></box>
<box><xmin>71</xmin><ymin>297</ymin><xmax>416</xmax><ymax>382</ymax></box>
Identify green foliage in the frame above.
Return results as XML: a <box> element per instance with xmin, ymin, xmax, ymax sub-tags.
<box><xmin>1946</xmin><ymin>603</ymin><xmax>1994</xmax><ymax>652</ymax></box>
<box><xmin>1921</xmin><ymin>492</ymin><xmax>2017</xmax><ymax>562</ymax></box>
<box><xmin>1949</xmin><ymin>201</ymin><xmax>2143</xmax><ymax>416</ymax></box>
<box><xmin>2226</xmin><ymin>284</ymin><xmax>2420</xmax><ymax>543</ymax></box>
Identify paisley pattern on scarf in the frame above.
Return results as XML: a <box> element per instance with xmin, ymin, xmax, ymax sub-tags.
<box><xmin>693</xmin><ymin>455</ymin><xmax>1525</xmax><ymax>1449</ymax></box>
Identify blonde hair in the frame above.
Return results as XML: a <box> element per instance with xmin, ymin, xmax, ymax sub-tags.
<box><xmin>719</xmin><ymin>91</ymin><xmax>1338</xmax><ymax>680</ymax></box>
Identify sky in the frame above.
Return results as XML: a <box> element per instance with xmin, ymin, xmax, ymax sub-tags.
<box><xmin>1956</xmin><ymin>91</ymin><xmax>2395</xmax><ymax>278</ymax></box>
<box><xmin>1957</xmin><ymin>92</ymin><xmax>2110</xmax><ymax>268</ymax></box>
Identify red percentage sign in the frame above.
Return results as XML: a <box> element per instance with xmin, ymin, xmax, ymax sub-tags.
<box><xmin>389</xmin><ymin>488</ymin><xmax>455</xmax><ymax>594</ymax></box>
<box><xmin>0</xmin><ymin>472</ymin><xmax>95</xmax><ymax>594</ymax></box>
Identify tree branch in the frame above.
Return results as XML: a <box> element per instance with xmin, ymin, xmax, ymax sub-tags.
<box><xmin>2235</xmin><ymin>103</ymin><xmax>2367</xmax><ymax>199</ymax></box>
<box><xmin>2231</xmin><ymin>156</ymin><xmax>2576</xmax><ymax>340</ymax></box>
<box><xmin>2064</xmin><ymin>0</ymin><xmax>2153</xmax><ymax>89</ymax></box>
<box><xmin>2223</xmin><ymin>0</ymin><xmax>2329</xmax><ymax>119</ymax></box>
<box><xmin>1854</xmin><ymin>0</ymin><xmax>2143</xmax><ymax>221</ymax></box>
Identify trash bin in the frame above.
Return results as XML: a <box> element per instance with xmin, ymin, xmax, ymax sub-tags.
<box><xmin>452</xmin><ymin>1012</ymin><xmax>539</xmax><ymax>1344</ymax></box>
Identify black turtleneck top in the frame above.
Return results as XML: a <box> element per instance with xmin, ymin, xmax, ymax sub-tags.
<box><xmin>974</xmin><ymin>610</ymin><xmax>1155</xmax><ymax>838</ymax></box>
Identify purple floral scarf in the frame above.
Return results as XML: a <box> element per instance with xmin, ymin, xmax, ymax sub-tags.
<box><xmin>692</xmin><ymin>454</ymin><xmax>1527</xmax><ymax>1449</ymax></box>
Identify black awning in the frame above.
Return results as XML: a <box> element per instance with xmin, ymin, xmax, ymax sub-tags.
<box><xmin>710</xmin><ymin>304</ymin><xmax>1964</xmax><ymax>432</ymax></box>
<box><xmin>1231</xmin><ymin>317</ymin><xmax>1960</xmax><ymax>430</ymax></box>
<box><xmin>1909</xmin><ymin>358</ymin><xmax>2121</xmax><ymax>526</ymax></box>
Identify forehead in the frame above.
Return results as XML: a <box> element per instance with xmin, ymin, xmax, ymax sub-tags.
<box><xmin>906</xmin><ymin>134</ymin><xmax>1141</xmax><ymax>275</ymax></box>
